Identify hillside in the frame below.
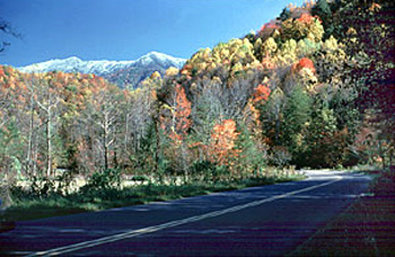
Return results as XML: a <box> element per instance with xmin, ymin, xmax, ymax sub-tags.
<box><xmin>0</xmin><ymin>0</ymin><xmax>393</xmax><ymax>183</ymax></box>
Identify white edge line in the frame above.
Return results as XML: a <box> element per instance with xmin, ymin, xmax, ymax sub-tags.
<box><xmin>26</xmin><ymin>176</ymin><xmax>342</xmax><ymax>257</ymax></box>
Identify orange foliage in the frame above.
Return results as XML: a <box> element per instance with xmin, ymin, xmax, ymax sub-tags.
<box><xmin>253</xmin><ymin>84</ymin><xmax>271</xmax><ymax>103</ymax></box>
<box><xmin>248</xmin><ymin>101</ymin><xmax>261</xmax><ymax>126</ymax></box>
<box><xmin>174</xmin><ymin>84</ymin><xmax>192</xmax><ymax>133</ymax></box>
<box><xmin>0</xmin><ymin>65</ymin><xmax>118</xmax><ymax>116</ymax></box>
<box><xmin>207</xmin><ymin>119</ymin><xmax>240</xmax><ymax>167</ymax></box>
<box><xmin>369</xmin><ymin>3</ymin><xmax>382</xmax><ymax>12</ymax></box>
<box><xmin>295</xmin><ymin>12</ymin><xmax>322</xmax><ymax>25</ymax></box>
<box><xmin>169</xmin><ymin>84</ymin><xmax>192</xmax><ymax>143</ymax></box>
<box><xmin>297</xmin><ymin>13</ymin><xmax>314</xmax><ymax>24</ymax></box>
<box><xmin>261</xmin><ymin>54</ymin><xmax>276</xmax><ymax>70</ymax></box>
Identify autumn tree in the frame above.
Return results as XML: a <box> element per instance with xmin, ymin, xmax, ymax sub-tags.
<box><xmin>311</xmin><ymin>0</ymin><xmax>333</xmax><ymax>38</ymax></box>
<box><xmin>161</xmin><ymin>84</ymin><xmax>193</xmax><ymax>176</ymax></box>
<box><xmin>207</xmin><ymin>119</ymin><xmax>240</xmax><ymax>173</ymax></box>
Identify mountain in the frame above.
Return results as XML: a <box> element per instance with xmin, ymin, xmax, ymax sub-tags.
<box><xmin>17</xmin><ymin>51</ymin><xmax>186</xmax><ymax>89</ymax></box>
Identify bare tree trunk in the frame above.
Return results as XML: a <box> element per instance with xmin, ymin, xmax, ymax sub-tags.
<box><xmin>26</xmin><ymin>96</ymin><xmax>35</xmax><ymax>175</ymax></box>
<box><xmin>102</xmin><ymin>111</ymin><xmax>116</xmax><ymax>171</ymax></box>
<box><xmin>46</xmin><ymin>108</ymin><xmax>52</xmax><ymax>177</ymax></box>
<box><xmin>153</xmin><ymin>109</ymin><xmax>160</xmax><ymax>174</ymax></box>
<box><xmin>103</xmin><ymin>122</ymin><xmax>109</xmax><ymax>170</ymax></box>
<box><xmin>124</xmin><ymin>113</ymin><xmax>130</xmax><ymax>159</ymax></box>
<box><xmin>32</xmin><ymin>141</ymin><xmax>38</xmax><ymax>176</ymax></box>
<box><xmin>36</xmin><ymin>88</ymin><xmax>59</xmax><ymax>177</ymax></box>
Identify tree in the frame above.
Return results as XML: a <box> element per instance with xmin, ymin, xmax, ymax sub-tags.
<box><xmin>82</xmin><ymin>83</ymin><xmax>123</xmax><ymax>170</ymax></box>
<box><xmin>169</xmin><ymin>84</ymin><xmax>192</xmax><ymax>141</ymax></box>
<box><xmin>207</xmin><ymin>119</ymin><xmax>240</xmax><ymax>170</ymax></box>
<box><xmin>127</xmin><ymin>72</ymin><xmax>165</xmax><ymax>175</ymax></box>
<box><xmin>330</xmin><ymin>0</ymin><xmax>395</xmax><ymax>168</ymax></box>
<box><xmin>282</xmin><ymin>85</ymin><xmax>312</xmax><ymax>157</ymax></box>
<box><xmin>34</xmin><ymin>74</ymin><xmax>63</xmax><ymax>177</ymax></box>
<box><xmin>312</xmin><ymin>0</ymin><xmax>333</xmax><ymax>39</ymax></box>
<box><xmin>279</xmin><ymin>7</ymin><xmax>291</xmax><ymax>21</ymax></box>
<box><xmin>301</xmin><ymin>103</ymin><xmax>340</xmax><ymax>168</ymax></box>
<box><xmin>252</xmin><ymin>84</ymin><xmax>271</xmax><ymax>103</ymax></box>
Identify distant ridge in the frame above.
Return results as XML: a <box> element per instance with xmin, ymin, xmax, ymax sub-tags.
<box><xmin>17</xmin><ymin>51</ymin><xmax>186</xmax><ymax>89</ymax></box>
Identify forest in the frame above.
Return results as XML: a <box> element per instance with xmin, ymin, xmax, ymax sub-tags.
<box><xmin>0</xmin><ymin>0</ymin><xmax>393</xmax><ymax>212</ymax></box>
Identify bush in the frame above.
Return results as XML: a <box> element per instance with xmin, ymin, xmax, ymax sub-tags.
<box><xmin>82</xmin><ymin>168</ymin><xmax>121</xmax><ymax>191</ymax></box>
<box><xmin>27</xmin><ymin>177</ymin><xmax>57</xmax><ymax>197</ymax></box>
<box><xmin>130</xmin><ymin>175</ymin><xmax>150</xmax><ymax>183</ymax></box>
<box><xmin>190</xmin><ymin>160</ymin><xmax>228</xmax><ymax>182</ymax></box>
<box><xmin>269</xmin><ymin>146</ymin><xmax>292</xmax><ymax>168</ymax></box>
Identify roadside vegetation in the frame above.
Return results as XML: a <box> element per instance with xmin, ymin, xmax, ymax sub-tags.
<box><xmin>0</xmin><ymin>0</ymin><xmax>393</xmax><ymax>223</ymax></box>
<box><xmin>289</xmin><ymin>167</ymin><xmax>395</xmax><ymax>257</ymax></box>
<box><xmin>5</xmin><ymin>169</ymin><xmax>302</xmax><ymax>222</ymax></box>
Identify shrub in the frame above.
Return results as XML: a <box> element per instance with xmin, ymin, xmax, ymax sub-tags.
<box><xmin>269</xmin><ymin>146</ymin><xmax>292</xmax><ymax>168</ymax></box>
<box><xmin>82</xmin><ymin>168</ymin><xmax>121</xmax><ymax>191</ymax></box>
<box><xmin>190</xmin><ymin>160</ymin><xmax>229</xmax><ymax>182</ymax></box>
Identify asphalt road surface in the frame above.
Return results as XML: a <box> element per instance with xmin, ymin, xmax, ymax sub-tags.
<box><xmin>0</xmin><ymin>170</ymin><xmax>372</xmax><ymax>257</ymax></box>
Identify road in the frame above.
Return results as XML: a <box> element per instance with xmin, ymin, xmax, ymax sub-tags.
<box><xmin>0</xmin><ymin>170</ymin><xmax>372</xmax><ymax>257</ymax></box>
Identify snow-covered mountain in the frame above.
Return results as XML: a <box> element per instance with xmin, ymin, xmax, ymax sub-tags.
<box><xmin>18</xmin><ymin>51</ymin><xmax>186</xmax><ymax>88</ymax></box>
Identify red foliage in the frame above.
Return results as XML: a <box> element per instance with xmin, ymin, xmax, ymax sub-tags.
<box><xmin>259</xmin><ymin>21</ymin><xmax>280</xmax><ymax>32</ymax></box>
<box><xmin>258</xmin><ymin>20</ymin><xmax>280</xmax><ymax>38</ymax></box>
<box><xmin>293</xmin><ymin>57</ymin><xmax>316</xmax><ymax>73</ymax></box>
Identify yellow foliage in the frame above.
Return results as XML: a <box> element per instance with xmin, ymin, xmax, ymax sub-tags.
<box><xmin>281</xmin><ymin>15</ymin><xmax>324</xmax><ymax>43</ymax></box>
<box><xmin>262</xmin><ymin>37</ymin><xmax>278</xmax><ymax>55</ymax></box>
<box><xmin>322</xmin><ymin>36</ymin><xmax>346</xmax><ymax>62</ymax></box>
<box><xmin>165</xmin><ymin>67</ymin><xmax>179</xmax><ymax>77</ymax></box>
<box><xmin>275</xmin><ymin>39</ymin><xmax>298</xmax><ymax>65</ymax></box>
<box><xmin>150</xmin><ymin>71</ymin><xmax>161</xmax><ymax>80</ymax></box>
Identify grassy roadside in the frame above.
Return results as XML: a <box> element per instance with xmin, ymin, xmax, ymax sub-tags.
<box><xmin>3</xmin><ymin>174</ymin><xmax>303</xmax><ymax>222</ymax></box>
<box><xmin>289</xmin><ymin>168</ymin><xmax>395</xmax><ymax>257</ymax></box>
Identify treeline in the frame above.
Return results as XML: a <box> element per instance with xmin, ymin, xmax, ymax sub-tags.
<box><xmin>0</xmin><ymin>0</ymin><xmax>393</xmax><ymax>184</ymax></box>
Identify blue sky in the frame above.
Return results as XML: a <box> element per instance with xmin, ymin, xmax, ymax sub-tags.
<box><xmin>0</xmin><ymin>0</ymin><xmax>304</xmax><ymax>67</ymax></box>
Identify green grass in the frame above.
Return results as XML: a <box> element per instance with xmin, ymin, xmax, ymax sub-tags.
<box><xmin>288</xmin><ymin>169</ymin><xmax>395</xmax><ymax>257</ymax></box>
<box><xmin>4</xmin><ymin>174</ymin><xmax>303</xmax><ymax>222</ymax></box>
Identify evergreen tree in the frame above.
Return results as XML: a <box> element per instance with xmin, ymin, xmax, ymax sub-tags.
<box><xmin>312</xmin><ymin>0</ymin><xmax>334</xmax><ymax>39</ymax></box>
<box><xmin>279</xmin><ymin>7</ymin><xmax>291</xmax><ymax>21</ymax></box>
<box><xmin>282</xmin><ymin>86</ymin><xmax>312</xmax><ymax>157</ymax></box>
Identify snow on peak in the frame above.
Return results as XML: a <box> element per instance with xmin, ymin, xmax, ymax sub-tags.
<box><xmin>17</xmin><ymin>52</ymin><xmax>186</xmax><ymax>75</ymax></box>
<box><xmin>18</xmin><ymin>56</ymin><xmax>83</xmax><ymax>73</ymax></box>
<box><xmin>136</xmin><ymin>51</ymin><xmax>186</xmax><ymax>67</ymax></box>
